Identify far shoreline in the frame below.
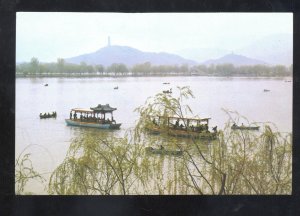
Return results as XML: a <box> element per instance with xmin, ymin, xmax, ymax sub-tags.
<box><xmin>15</xmin><ymin>74</ymin><xmax>293</xmax><ymax>79</ymax></box>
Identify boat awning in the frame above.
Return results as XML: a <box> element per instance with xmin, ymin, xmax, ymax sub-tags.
<box><xmin>71</xmin><ymin>108</ymin><xmax>94</xmax><ymax>113</ymax></box>
<box><xmin>90</xmin><ymin>104</ymin><xmax>117</xmax><ymax>113</ymax></box>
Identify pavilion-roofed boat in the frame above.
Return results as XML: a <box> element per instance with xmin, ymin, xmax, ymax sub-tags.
<box><xmin>231</xmin><ymin>124</ymin><xmax>259</xmax><ymax>130</ymax></box>
<box><xmin>145</xmin><ymin>116</ymin><xmax>218</xmax><ymax>140</ymax></box>
<box><xmin>65</xmin><ymin>104</ymin><xmax>121</xmax><ymax>129</ymax></box>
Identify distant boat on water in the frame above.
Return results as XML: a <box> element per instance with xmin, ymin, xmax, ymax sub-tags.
<box><xmin>145</xmin><ymin>146</ymin><xmax>183</xmax><ymax>156</ymax></box>
<box><xmin>263</xmin><ymin>89</ymin><xmax>270</xmax><ymax>92</ymax></box>
<box><xmin>44</xmin><ymin>84</ymin><xmax>48</xmax><ymax>86</ymax></box>
<box><xmin>114</xmin><ymin>86</ymin><xmax>118</xmax><ymax>90</ymax></box>
<box><xmin>163</xmin><ymin>88</ymin><xmax>172</xmax><ymax>94</ymax></box>
<box><xmin>231</xmin><ymin>123</ymin><xmax>259</xmax><ymax>130</ymax></box>
<box><xmin>40</xmin><ymin>111</ymin><xmax>56</xmax><ymax>119</ymax></box>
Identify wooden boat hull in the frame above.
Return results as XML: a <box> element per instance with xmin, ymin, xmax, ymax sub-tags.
<box><xmin>231</xmin><ymin>126</ymin><xmax>259</xmax><ymax>130</ymax></box>
<box><xmin>65</xmin><ymin>119</ymin><xmax>121</xmax><ymax>129</ymax></box>
<box><xmin>145</xmin><ymin>147</ymin><xmax>183</xmax><ymax>156</ymax></box>
<box><xmin>146</xmin><ymin>126</ymin><xmax>217</xmax><ymax>140</ymax></box>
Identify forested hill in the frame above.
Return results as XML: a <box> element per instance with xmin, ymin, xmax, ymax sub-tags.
<box><xmin>202</xmin><ymin>53</ymin><xmax>267</xmax><ymax>66</ymax></box>
<box><xmin>66</xmin><ymin>45</ymin><xmax>197</xmax><ymax>66</ymax></box>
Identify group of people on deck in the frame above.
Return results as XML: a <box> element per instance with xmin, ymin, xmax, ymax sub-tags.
<box><xmin>173</xmin><ymin>119</ymin><xmax>210</xmax><ymax>132</ymax></box>
<box><xmin>152</xmin><ymin>118</ymin><xmax>217</xmax><ymax>133</ymax></box>
<box><xmin>70</xmin><ymin>112</ymin><xmax>115</xmax><ymax>124</ymax></box>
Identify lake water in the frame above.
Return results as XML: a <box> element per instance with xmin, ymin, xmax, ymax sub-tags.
<box><xmin>15</xmin><ymin>76</ymin><xmax>293</xmax><ymax>194</ymax></box>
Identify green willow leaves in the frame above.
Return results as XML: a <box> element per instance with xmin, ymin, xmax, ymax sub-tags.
<box><xmin>47</xmin><ymin>86</ymin><xmax>291</xmax><ymax>195</ymax></box>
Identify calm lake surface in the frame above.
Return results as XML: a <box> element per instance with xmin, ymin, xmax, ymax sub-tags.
<box><xmin>15</xmin><ymin>76</ymin><xmax>292</xmax><ymax>194</ymax></box>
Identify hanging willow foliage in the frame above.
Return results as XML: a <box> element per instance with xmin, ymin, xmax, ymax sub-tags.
<box><xmin>15</xmin><ymin>152</ymin><xmax>45</xmax><ymax>194</ymax></box>
<box><xmin>47</xmin><ymin>86</ymin><xmax>291</xmax><ymax>195</ymax></box>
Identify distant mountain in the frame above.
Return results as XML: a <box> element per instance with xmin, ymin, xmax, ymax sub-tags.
<box><xmin>236</xmin><ymin>33</ymin><xmax>292</xmax><ymax>66</ymax></box>
<box><xmin>174</xmin><ymin>48</ymin><xmax>230</xmax><ymax>63</ymax></box>
<box><xmin>66</xmin><ymin>45</ymin><xmax>197</xmax><ymax>67</ymax></box>
<box><xmin>202</xmin><ymin>53</ymin><xmax>267</xmax><ymax>66</ymax></box>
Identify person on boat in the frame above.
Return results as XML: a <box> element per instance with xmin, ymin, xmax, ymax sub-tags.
<box><xmin>213</xmin><ymin>126</ymin><xmax>217</xmax><ymax>133</ymax></box>
<box><xmin>180</xmin><ymin>123</ymin><xmax>184</xmax><ymax>130</ymax></box>
<box><xmin>191</xmin><ymin>125</ymin><xmax>194</xmax><ymax>131</ymax></box>
<box><xmin>112</xmin><ymin>116</ymin><xmax>116</xmax><ymax>123</ymax></box>
<box><xmin>175</xmin><ymin>119</ymin><xmax>179</xmax><ymax>128</ymax></box>
<box><xmin>74</xmin><ymin>112</ymin><xmax>77</xmax><ymax>119</ymax></box>
<box><xmin>233</xmin><ymin>123</ymin><xmax>237</xmax><ymax>127</ymax></box>
<box><xmin>152</xmin><ymin>118</ymin><xmax>158</xmax><ymax>125</ymax></box>
<box><xmin>80</xmin><ymin>114</ymin><xmax>83</xmax><ymax>121</ymax></box>
<box><xmin>198</xmin><ymin>125</ymin><xmax>203</xmax><ymax>133</ymax></box>
<box><xmin>241</xmin><ymin>123</ymin><xmax>244</xmax><ymax>127</ymax></box>
<box><xmin>205</xmin><ymin>124</ymin><xmax>208</xmax><ymax>131</ymax></box>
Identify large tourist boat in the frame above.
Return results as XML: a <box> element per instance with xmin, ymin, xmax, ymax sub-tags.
<box><xmin>145</xmin><ymin>116</ymin><xmax>218</xmax><ymax>140</ymax></box>
<box><xmin>65</xmin><ymin>104</ymin><xmax>121</xmax><ymax>129</ymax></box>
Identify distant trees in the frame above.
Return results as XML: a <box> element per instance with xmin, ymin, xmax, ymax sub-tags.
<box><xmin>107</xmin><ymin>63</ymin><xmax>128</xmax><ymax>76</ymax></box>
<box><xmin>95</xmin><ymin>64</ymin><xmax>105</xmax><ymax>75</ymax></box>
<box><xmin>131</xmin><ymin>62</ymin><xmax>152</xmax><ymax>75</ymax></box>
<box><xmin>16</xmin><ymin>57</ymin><xmax>293</xmax><ymax>77</ymax></box>
<box><xmin>29</xmin><ymin>57</ymin><xmax>40</xmax><ymax>75</ymax></box>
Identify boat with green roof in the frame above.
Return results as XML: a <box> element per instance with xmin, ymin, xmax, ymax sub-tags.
<box><xmin>65</xmin><ymin>104</ymin><xmax>121</xmax><ymax>129</ymax></box>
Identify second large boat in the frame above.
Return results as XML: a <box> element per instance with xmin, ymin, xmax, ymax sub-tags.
<box><xmin>145</xmin><ymin>116</ymin><xmax>218</xmax><ymax>140</ymax></box>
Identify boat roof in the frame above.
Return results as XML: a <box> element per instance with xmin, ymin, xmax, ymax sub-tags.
<box><xmin>151</xmin><ymin>115</ymin><xmax>211</xmax><ymax>122</ymax></box>
<box><xmin>71</xmin><ymin>108</ymin><xmax>94</xmax><ymax>113</ymax></box>
<box><xmin>90</xmin><ymin>104</ymin><xmax>117</xmax><ymax>113</ymax></box>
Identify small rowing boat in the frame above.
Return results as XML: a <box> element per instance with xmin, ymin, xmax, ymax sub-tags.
<box><xmin>145</xmin><ymin>147</ymin><xmax>183</xmax><ymax>156</ymax></box>
<box><xmin>231</xmin><ymin>124</ymin><xmax>259</xmax><ymax>130</ymax></box>
<box><xmin>40</xmin><ymin>112</ymin><xmax>56</xmax><ymax>119</ymax></box>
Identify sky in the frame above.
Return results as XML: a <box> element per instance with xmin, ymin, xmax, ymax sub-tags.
<box><xmin>16</xmin><ymin>12</ymin><xmax>293</xmax><ymax>63</ymax></box>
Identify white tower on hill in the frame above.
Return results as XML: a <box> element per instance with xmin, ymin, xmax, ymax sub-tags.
<box><xmin>108</xmin><ymin>36</ymin><xmax>111</xmax><ymax>47</ymax></box>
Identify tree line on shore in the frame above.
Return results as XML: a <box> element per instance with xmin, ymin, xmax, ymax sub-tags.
<box><xmin>16</xmin><ymin>57</ymin><xmax>293</xmax><ymax>77</ymax></box>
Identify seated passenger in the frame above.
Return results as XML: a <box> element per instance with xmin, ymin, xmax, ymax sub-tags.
<box><xmin>191</xmin><ymin>125</ymin><xmax>194</xmax><ymax>131</ymax></box>
<box><xmin>152</xmin><ymin>119</ymin><xmax>157</xmax><ymax>125</ymax></box>
<box><xmin>213</xmin><ymin>126</ymin><xmax>217</xmax><ymax>132</ymax></box>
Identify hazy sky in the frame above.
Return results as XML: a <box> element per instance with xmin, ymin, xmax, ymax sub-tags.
<box><xmin>16</xmin><ymin>12</ymin><xmax>293</xmax><ymax>62</ymax></box>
